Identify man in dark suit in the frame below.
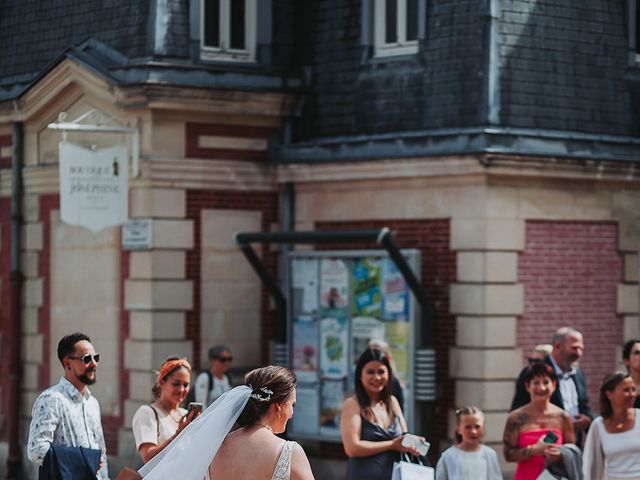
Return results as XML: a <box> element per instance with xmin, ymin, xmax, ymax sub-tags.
<box><xmin>510</xmin><ymin>326</ymin><xmax>594</xmax><ymax>445</ymax></box>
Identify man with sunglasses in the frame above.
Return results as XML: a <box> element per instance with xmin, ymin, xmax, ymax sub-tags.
<box><xmin>191</xmin><ymin>345</ymin><xmax>233</xmax><ymax>407</ymax></box>
<box><xmin>27</xmin><ymin>332</ymin><xmax>109</xmax><ymax>479</ymax></box>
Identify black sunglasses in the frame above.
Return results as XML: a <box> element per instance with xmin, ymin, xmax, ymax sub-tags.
<box><xmin>69</xmin><ymin>353</ymin><xmax>100</xmax><ymax>364</ymax></box>
<box><xmin>216</xmin><ymin>356</ymin><xmax>233</xmax><ymax>363</ymax></box>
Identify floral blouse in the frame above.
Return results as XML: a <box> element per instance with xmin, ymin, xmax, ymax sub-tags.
<box><xmin>27</xmin><ymin>376</ymin><xmax>108</xmax><ymax>479</ymax></box>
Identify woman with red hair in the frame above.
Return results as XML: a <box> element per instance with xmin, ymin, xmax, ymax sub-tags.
<box><xmin>132</xmin><ymin>357</ymin><xmax>199</xmax><ymax>464</ymax></box>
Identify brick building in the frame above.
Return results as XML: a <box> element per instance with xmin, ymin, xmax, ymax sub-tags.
<box><xmin>0</xmin><ymin>1</ymin><xmax>639</xmax><ymax>478</ymax></box>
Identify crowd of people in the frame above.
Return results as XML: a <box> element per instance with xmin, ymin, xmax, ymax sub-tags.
<box><xmin>25</xmin><ymin>328</ymin><xmax>640</xmax><ymax>479</ymax></box>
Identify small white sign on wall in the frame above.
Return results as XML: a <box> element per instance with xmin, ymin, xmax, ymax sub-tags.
<box><xmin>59</xmin><ymin>141</ymin><xmax>128</xmax><ymax>232</ymax></box>
<box><xmin>122</xmin><ymin>218</ymin><xmax>153</xmax><ymax>250</ymax></box>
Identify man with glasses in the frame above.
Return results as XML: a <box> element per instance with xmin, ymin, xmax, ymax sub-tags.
<box><xmin>192</xmin><ymin>345</ymin><xmax>233</xmax><ymax>407</ymax></box>
<box><xmin>27</xmin><ymin>332</ymin><xmax>109</xmax><ymax>479</ymax></box>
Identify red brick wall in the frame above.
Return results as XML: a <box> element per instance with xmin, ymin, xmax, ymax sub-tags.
<box><xmin>38</xmin><ymin>195</ymin><xmax>126</xmax><ymax>452</ymax></box>
<box><xmin>0</xmin><ymin>197</ymin><xmax>11</xmax><ymax>438</ymax></box>
<box><xmin>315</xmin><ymin>219</ymin><xmax>456</xmax><ymax>455</ymax></box>
<box><xmin>185</xmin><ymin>190</ymin><xmax>279</xmax><ymax>369</ymax></box>
<box><xmin>518</xmin><ymin>220</ymin><xmax>622</xmax><ymax>408</ymax></box>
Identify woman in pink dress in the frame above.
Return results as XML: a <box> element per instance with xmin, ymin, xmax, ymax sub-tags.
<box><xmin>503</xmin><ymin>362</ymin><xmax>575</xmax><ymax>480</ymax></box>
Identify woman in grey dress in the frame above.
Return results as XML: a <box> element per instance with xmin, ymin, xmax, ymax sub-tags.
<box><xmin>340</xmin><ymin>348</ymin><xmax>422</xmax><ymax>480</ymax></box>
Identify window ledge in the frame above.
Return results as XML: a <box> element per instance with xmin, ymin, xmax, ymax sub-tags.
<box><xmin>200</xmin><ymin>49</ymin><xmax>256</xmax><ymax>64</ymax></box>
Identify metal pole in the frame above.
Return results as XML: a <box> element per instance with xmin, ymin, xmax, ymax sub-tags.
<box><xmin>376</xmin><ymin>228</ymin><xmax>433</xmax><ymax>346</ymax></box>
<box><xmin>237</xmin><ymin>244</ymin><xmax>287</xmax><ymax>343</ymax></box>
<box><xmin>7</xmin><ymin>122</ymin><xmax>23</xmax><ymax>478</ymax></box>
<box><xmin>235</xmin><ymin>229</ymin><xmax>383</xmax><ymax>244</ymax></box>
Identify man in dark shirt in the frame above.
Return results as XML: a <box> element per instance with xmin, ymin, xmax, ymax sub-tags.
<box><xmin>510</xmin><ymin>326</ymin><xmax>594</xmax><ymax>445</ymax></box>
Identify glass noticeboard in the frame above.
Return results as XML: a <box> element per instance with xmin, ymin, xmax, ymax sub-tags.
<box><xmin>287</xmin><ymin>250</ymin><xmax>420</xmax><ymax>441</ymax></box>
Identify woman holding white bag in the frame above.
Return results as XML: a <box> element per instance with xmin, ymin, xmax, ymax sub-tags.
<box><xmin>341</xmin><ymin>348</ymin><xmax>424</xmax><ymax>480</ymax></box>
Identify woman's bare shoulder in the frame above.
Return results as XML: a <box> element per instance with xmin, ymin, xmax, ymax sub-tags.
<box><xmin>505</xmin><ymin>407</ymin><xmax>532</xmax><ymax>426</ymax></box>
<box><xmin>342</xmin><ymin>396</ymin><xmax>359</xmax><ymax>409</ymax></box>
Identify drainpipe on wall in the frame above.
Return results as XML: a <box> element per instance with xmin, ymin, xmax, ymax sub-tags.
<box><xmin>278</xmin><ymin>182</ymin><xmax>295</xmax><ymax>344</ymax></box>
<box><xmin>6</xmin><ymin>121</ymin><xmax>23</xmax><ymax>478</ymax></box>
<box><xmin>484</xmin><ymin>0</ymin><xmax>501</xmax><ymax>125</ymax></box>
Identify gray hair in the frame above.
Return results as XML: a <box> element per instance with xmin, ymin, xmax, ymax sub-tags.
<box><xmin>551</xmin><ymin>327</ymin><xmax>582</xmax><ymax>346</ymax></box>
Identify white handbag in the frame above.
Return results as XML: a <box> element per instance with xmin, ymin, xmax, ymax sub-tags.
<box><xmin>536</xmin><ymin>469</ymin><xmax>558</xmax><ymax>480</ymax></box>
<box><xmin>391</xmin><ymin>454</ymin><xmax>435</xmax><ymax>480</ymax></box>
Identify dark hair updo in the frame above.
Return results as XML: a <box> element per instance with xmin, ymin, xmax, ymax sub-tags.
<box><xmin>599</xmin><ymin>371</ymin><xmax>631</xmax><ymax>419</ymax></box>
<box><xmin>237</xmin><ymin>366</ymin><xmax>297</xmax><ymax>427</ymax></box>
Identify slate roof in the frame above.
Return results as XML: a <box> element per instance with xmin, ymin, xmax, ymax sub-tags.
<box><xmin>0</xmin><ymin>0</ymin><xmax>638</xmax><ymax>163</ymax></box>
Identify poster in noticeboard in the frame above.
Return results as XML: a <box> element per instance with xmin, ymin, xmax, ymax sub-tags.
<box><xmin>292</xmin><ymin>316</ymin><xmax>319</xmax><ymax>382</ymax></box>
<box><xmin>288</xmin><ymin>250</ymin><xmax>419</xmax><ymax>442</ymax></box>
<box><xmin>319</xmin><ymin>379</ymin><xmax>345</xmax><ymax>436</ymax></box>
<box><xmin>319</xmin><ymin>317</ymin><xmax>349</xmax><ymax>379</ymax></box>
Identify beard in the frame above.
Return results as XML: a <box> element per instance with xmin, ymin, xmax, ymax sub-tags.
<box><xmin>77</xmin><ymin>370</ymin><xmax>97</xmax><ymax>385</ymax></box>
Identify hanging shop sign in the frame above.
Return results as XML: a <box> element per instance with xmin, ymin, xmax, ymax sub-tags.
<box><xmin>58</xmin><ymin>141</ymin><xmax>128</xmax><ymax>232</ymax></box>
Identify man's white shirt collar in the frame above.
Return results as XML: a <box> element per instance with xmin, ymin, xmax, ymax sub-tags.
<box><xmin>548</xmin><ymin>354</ymin><xmax>577</xmax><ymax>379</ymax></box>
<box><xmin>59</xmin><ymin>376</ymin><xmax>92</xmax><ymax>402</ymax></box>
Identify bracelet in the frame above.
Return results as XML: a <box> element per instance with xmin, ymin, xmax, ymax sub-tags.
<box><xmin>524</xmin><ymin>446</ymin><xmax>531</xmax><ymax>458</ymax></box>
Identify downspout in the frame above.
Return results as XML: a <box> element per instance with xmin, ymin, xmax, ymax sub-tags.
<box><xmin>6</xmin><ymin>121</ymin><xmax>23</xmax><ymax>479</ymax></box>
<box><xmin>485</xmin><ymin>0</ymin><xmax>501</xmax><ymax>125</ymax></box>
<box><xmin>278</xmin><ymin>182</ymin><xmax>295</xmax><ymax>344</ymax></box>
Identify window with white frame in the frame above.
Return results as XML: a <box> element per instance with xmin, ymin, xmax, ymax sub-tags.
<box><xmin>374</xmin><ymin>0</ymin><xmax>419</xmax><ymax>57</ymax></box>
<box><xmin>201</xmin><ymin>0</ymin><xmax>257</xmax><ymax>62</ymax></box>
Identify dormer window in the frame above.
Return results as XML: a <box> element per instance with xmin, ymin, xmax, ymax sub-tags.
<box><xmin>374</xmin><ymin>0</ymin><xmax>419</xmax><ymax>57</ymax></box>
<box><xmin>201</xmin><ymin>0</ymin><xmax>256</xmax><ymax>62</ymax></box>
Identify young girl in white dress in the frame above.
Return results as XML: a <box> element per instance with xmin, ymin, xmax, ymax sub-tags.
<box><xmin>436</xmin><ymin>406</ymin><xmax>502</xmax><ymax>480</ymax></box>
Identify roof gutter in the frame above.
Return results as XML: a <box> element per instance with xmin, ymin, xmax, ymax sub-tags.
<box><xmin>272</xmin><ymin>126</ymin><xmax>640</xmax><ymax>164</ymax></box>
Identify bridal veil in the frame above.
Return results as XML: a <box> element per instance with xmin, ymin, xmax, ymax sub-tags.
<box><xmin>138</xmin><ymin>385</ymin><xmax>251</xmax><ymax>479</ymax></box>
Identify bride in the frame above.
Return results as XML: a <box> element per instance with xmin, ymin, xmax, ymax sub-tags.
<box><xmin>136</xmin><ymin>365</ymin><xmax>315</xmax><ymax>480</ymax></box>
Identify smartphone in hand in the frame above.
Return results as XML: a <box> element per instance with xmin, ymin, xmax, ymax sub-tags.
<box><xmin>187</xmin><ymin>402</ymin><xmax>203</xmax><ymax>417</ymax></box>
<box><xmin>542</xmin><ymin>431</ymin><xmax>559</xmax><ymax>444</ymax></box>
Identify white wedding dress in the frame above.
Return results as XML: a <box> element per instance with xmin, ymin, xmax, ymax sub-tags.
<box><xmin>138</xmin><ymin>386</ymin><xmax>296</xmax><ymax>480</ymax></box>
<box><xmin>270</xmin><ymin>441</ymin><xmax>294</xmax><ymax>480</ymax></box>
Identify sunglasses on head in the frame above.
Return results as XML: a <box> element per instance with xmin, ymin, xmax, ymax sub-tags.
<box><xmin>69</xmin><ymin>353</ymin><xmax>100</xmax><ymax>364</ymax></box>
<box><xmin>216</xmin><ymin>356</ymin><xmax>232</xmax><ymax>363</ymax></box>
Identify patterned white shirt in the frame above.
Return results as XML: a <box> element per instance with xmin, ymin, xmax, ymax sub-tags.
<box><xmin>27</xmin><ymin>376</ymin><xmax>109</xmax><ymax>479</ymax></box>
